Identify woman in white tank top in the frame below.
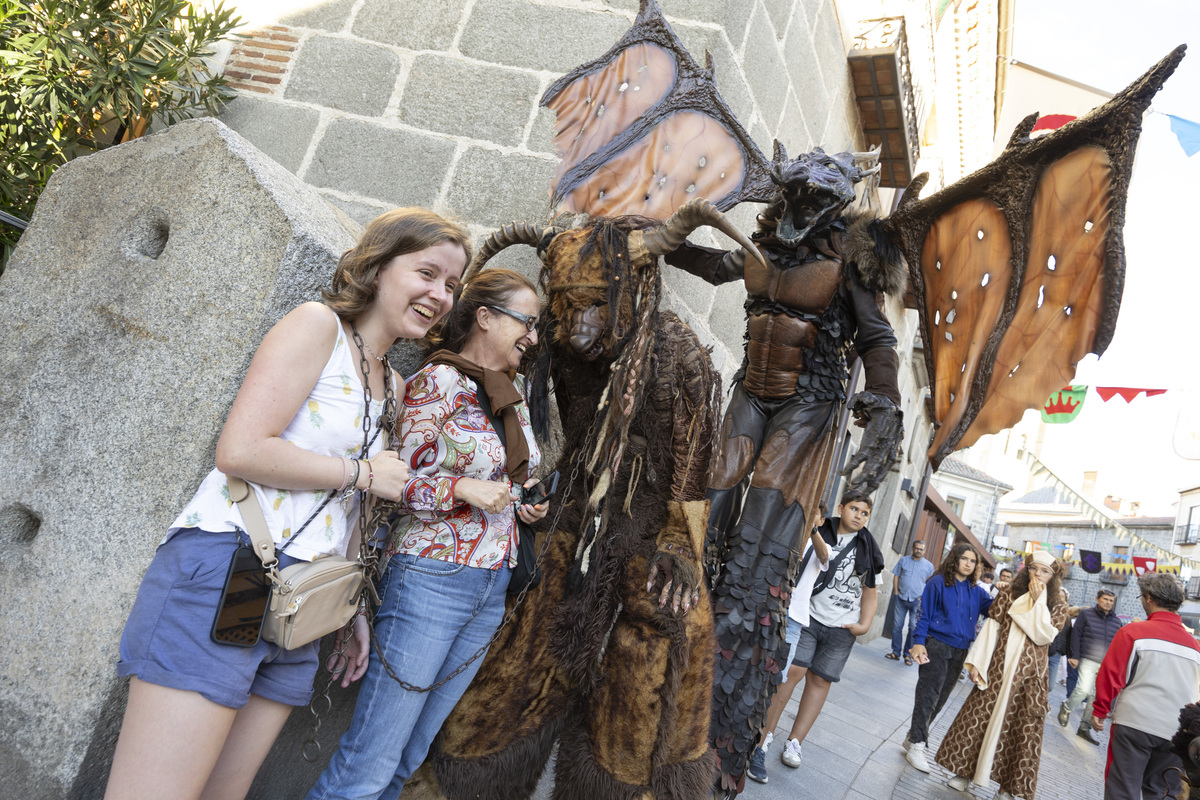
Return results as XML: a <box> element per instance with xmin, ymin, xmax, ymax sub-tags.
<box><xmin>104</xmin><ymin>208</ymin><xmax>470</xmax><ymax>800</ymax></box>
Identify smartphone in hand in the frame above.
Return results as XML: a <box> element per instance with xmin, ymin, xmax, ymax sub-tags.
<box><xmin>522</xmin><ymin>471</ymin><xmax>559</xmax><ymax>506</ymax></box>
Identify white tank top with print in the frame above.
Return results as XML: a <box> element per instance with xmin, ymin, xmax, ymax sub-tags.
<box><xmin>168</xmin><ymin>306</ymin><xmax>388</xmax><ymax>562</ymax></box>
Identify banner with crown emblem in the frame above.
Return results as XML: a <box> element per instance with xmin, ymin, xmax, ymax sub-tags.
<box><xmin>1041</xmin><ymin>385</ymin><xmax>1087</xmax><ymax>423</ymax></box>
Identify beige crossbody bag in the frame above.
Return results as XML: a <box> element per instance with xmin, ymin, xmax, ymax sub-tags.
<box><xmin>227</xmin><ymin>475</ymin><xmax>368</xmax><ymax>650</ymax></box>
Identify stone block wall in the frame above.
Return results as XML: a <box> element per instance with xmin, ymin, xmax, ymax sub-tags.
<box><xmin>217</xmin><ymin>0</ymin><xmax>865</xmax><ymax>380</ymax></box>
<box><xmin>1005</xmin><ymin>520</ymin><xmax>1176</xmax><ymax>620</ymax></box>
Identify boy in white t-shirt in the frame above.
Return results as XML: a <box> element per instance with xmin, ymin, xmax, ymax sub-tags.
<box><xmin>747</xmin><ymin>503</ymin><xmax>830</xmax><ymax>784</ymax></box>
<box><xmin>750</xmin><ymin>491</ymin><xmax>885</xmax><ymax>781</ymax></box>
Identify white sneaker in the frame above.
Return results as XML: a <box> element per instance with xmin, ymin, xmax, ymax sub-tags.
<box><xmin>781</xmin><ymin>738</ymin><xmax>802</xmax><ymax>767</ymax></box>
<box><xmin>995</xmin><ymin>791</ymin><xmax>1014</xmax><ymax>800</ymax></box>
<box><xmin>762</xmin><ymin>731</ymin><xmax>773</xmax><ymax>753</ymax></box>
<box><xmin>904</xmin><ymin>742</ymin><xmax>931</xmax><ymax>773</ymax></box>
<box><xmin>901</xmin><ymin>734</ymin><xmax>911</xmax><ymax>751</ymax></box>
<box><xmin>947</xmin><ymin>776</ymin><xmax>971</xmax><ymax>791</ymax></box>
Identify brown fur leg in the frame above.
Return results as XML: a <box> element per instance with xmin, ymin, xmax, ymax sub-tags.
<box><xmin>556</xmin><ymin>557</ymin><xmax>715</xmax><ymax>799</ymax></box>
<box><xmin>431</xmin><ymin>524</ymin><xmax>578</xmax><ymax>800</ymax></box>
<box><xmin>552</xmin><ymin>718</ymin><xmax>651</xmax><ymax>800</ymax></box>
<box><xmin>432</xmin><ymin>714</ymin><xmax>567</xmax><ymax>800</ymax></box>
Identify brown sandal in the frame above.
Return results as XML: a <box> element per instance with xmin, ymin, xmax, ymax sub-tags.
<box><xmin>904</xmin><ymin>656</ymin><xmax>915</xmax><ymax>666</ymax></box>
<box><xmin>885</xmin><ymin>652</ymin><xmax>900</xmax><ymax>660</ymax></box>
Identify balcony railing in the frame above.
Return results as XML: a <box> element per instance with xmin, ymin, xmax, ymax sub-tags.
<box><xmin>1176</xmin><ymin>523</ymin><xmax>1200</xmax><ymax>545</ymax></box>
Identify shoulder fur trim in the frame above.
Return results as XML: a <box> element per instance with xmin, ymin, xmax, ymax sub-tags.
<box><xmin>843</xmin><ymin>210</ymin><xmax>907</xmax><ymax>296</ymax></box>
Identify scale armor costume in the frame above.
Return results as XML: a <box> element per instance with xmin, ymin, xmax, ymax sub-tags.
<box><xmin>666</xmin><ymin>205</ymin><xmax>905</xmax><ymax>794</ymax></box>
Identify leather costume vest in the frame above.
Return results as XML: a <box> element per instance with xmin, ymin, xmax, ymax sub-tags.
<box><xmin>740</xmin><ymin>234</ymin><xmax>852</xmax><ymax>401</ymax></box>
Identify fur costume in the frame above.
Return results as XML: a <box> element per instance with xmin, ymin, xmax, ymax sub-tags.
<box><xmin>406</xmin><ymin>212</ymin><xmax>751</xmax><ymax>800</ymax></box>
<box><xmin>936</xmin><ymin>565</ymin><xmax>1068</xmax><ymax>799</ymax></box>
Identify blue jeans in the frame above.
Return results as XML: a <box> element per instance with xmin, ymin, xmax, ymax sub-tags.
<box><xmin>1047</xmin><ymin>653</ymin><xmax>1062</xmax><ymax>696</ymax></box>
<box><xmin>305</xmin><ymin>553</ymin><xmax>511</xmax><ymax>800</ymax></box>
<box><xmin>890</xmin><ymin>596</ymin><xmax>919</xmax><ymax>657</ymax></box>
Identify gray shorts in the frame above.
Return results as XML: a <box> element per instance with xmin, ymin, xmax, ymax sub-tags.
<box><xmin>793</xmin><ymin>617</ymin><xmax>857</xmax><ymax>682</ymax></box>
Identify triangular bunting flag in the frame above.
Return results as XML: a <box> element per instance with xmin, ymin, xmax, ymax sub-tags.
<box><xmin>1169</xmin><ymin>114</ymin><xmax>1200</xmax><ymax>157</ymax></box>
<box><xmin>1095</xmin><ymin>387</ymin><xmax>1167</xmax><ymax>403</ymax></box>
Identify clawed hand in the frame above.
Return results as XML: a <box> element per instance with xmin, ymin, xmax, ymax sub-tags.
<box><xmin>647</xmin><ymin>548</ymin><xmax>701</xmax><ymax>614</ymax></box>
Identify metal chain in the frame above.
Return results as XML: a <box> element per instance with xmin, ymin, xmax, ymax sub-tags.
<box><xmin>301</xmin><ymin>321</ymin><xmax>397</xmax><ymax>761</ymax></box>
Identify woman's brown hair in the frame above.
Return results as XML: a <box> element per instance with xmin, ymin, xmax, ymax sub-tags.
<box><xmin>937</xmin><ymin>541</ymin><xmax>982</xmax><ymax>587</ymax></box>
<box><xmin>430</xmin><ymin>268</ymin><xmax>538</xmax><ymax>354</ymax></box>
<box><xmin>1009</xmin><ymin>557</ymin><xmax>1066</xmax><ymax>611</ymax></box>
<box><xmin>324</xmin><ymin>207</ymin><xmax>471</xmax><ymax>320</ymax></box>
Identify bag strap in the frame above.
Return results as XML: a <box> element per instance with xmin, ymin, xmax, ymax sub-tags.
<box><xmin>807</xmin><ymin>530</ymin><xmax>857</xmax><ymax>597</ymax></box>
<box><xmin>228</xmin><ymin>475</ymin><xmax>280</xmax><ymax>570</ymax></box>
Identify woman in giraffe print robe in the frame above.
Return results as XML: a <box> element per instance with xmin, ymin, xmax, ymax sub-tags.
<box><xmin>936</xmin><ymin>551</ymin><xmax>1068</xmax><ymax>800</ymax></box>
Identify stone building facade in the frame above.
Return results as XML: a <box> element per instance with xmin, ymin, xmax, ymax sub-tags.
<box><xmin>216</xmin><ymin>0</ymin><xmax>870</xmax><ymax>382</ymax></box>
<box><xmin>1003</xmin><ymin>517</ymin><xmax>1174</xmax><ymax>620</ymax></box>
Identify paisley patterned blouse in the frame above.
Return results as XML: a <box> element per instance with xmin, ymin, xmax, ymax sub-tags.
<box><xmin>389</xmin><ymin>364</ymin><xmax>540</xmax><ymax>570</ymax></box>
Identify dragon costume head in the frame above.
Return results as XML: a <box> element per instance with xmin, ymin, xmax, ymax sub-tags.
<box><xmin>766</xmin><ymin>144</ymin><xmax>868</xmax><ymax>245</ymax></box>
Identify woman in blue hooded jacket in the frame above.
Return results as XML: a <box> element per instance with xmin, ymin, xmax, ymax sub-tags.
<box><xmin>902</xmin><ymin>542</ymin><xmax>994</xmax><ymax>773</ymax></box>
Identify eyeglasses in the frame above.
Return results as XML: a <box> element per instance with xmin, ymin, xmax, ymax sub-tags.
<box><xmin>487</xmin><ymin>305</ymin><xmax>538</xmax><ymax>332</ymax></box>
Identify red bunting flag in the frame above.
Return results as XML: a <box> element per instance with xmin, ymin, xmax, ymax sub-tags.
<box><xmin>1132</xmin><ymin>556</ymin><xmax>1157</xmax><ymax>576</ymax></box>
<box><xmin>1095</xmin><ymin>387</ymin><xmax>1167</xmax><ymax>403</ymax></box>
<box><xmin>1031</xmin><ymin>114</ymin><xmax>1077</xmax><ymax>132</ymax></box>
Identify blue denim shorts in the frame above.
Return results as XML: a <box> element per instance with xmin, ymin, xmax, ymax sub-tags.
<box><xmin>117</xmin><ymin>527</ymin><xmax>319</xmax><ymax>709</ymax></box>
<box><xmin>792</xmin><ymin>617</ymin><xmax>856</xmax><ymax>682</ymax></box>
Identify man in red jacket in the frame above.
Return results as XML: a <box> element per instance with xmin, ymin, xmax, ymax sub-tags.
<box><xmin>1090</xmin><ymin>573</ymin><xmax>1200</xmax><ymax>800</ymax></box>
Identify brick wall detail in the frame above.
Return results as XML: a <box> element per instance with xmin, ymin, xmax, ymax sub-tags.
<box><xmin>225</xmin><ymin>26</ymin><xmax>300</xmax><ymax>95</ymax></box>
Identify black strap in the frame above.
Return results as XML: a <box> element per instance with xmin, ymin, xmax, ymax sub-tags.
<box><xmin>803</xmin><ymin>531</ymin><xmax>858</xmax><ymax>597</ymax></box>
<box><xmin>278</xmin><ymin>424</ymin><xmax>383</xmax><ymax>556</ymax></box>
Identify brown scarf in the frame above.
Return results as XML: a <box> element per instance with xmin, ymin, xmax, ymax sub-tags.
<box><xmin>423</xmin><ymin>350</ymin><xmax>529</xmax><ymax>485</ymax></box>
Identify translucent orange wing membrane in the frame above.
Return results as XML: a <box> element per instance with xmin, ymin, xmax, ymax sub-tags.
<box><xmin>556</xmin><ymin>110</ymin><xmax>747</xmax><ymax>218</ymax></box>
<box><xmin>885</xmin><ymin>45</ymin><xmax>1185</xmax><ymax>468</ymax></box>
<box><xmin>922</xmin><ymin>199</ymin><xmax>1013</xmax><ymax>459</ymax></box>
<box><xmin>962</xmin><ymin>147</ymin><xmax>1112</xmax><ymax>448</ymax></box>
<box><xmin>548</xmin><ymin>43</ymin><xmax>676</xmax><ymax>190</ymax></box>
<box><xmin>541</xmin><ymin>0</ymin><xmax>774</xmax><ymax>220</ymax></box>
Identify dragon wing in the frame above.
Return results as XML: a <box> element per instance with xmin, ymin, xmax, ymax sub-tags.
<box><xmin>885</xmin><ymin>45</ymin><xmax>1186</xmax><ymax>469</ymax></box>
<box><xmin>541</xmin><ymin>0</ymin><xmax>774</xmax><ymax>219</ymax></box>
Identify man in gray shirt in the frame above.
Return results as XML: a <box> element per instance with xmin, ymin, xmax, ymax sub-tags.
<box><xmin>888</xmin><ymin>540</ymin><xmax>934</xmax><ymax>664</ymax></box>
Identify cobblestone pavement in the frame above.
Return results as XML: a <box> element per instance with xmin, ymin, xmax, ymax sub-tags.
<box><xmin>740</xmin><ymin>635</ymin><xmax>1108</xmax><ymax>800</ymax></box>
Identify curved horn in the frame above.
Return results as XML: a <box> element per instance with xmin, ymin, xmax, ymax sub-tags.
<box><xmin>463</xmin><ymin>222</ymin><xmax>563</xmax><ymax>283</ymax></box>
<box><xmin>634</xmin><ymin>198</ymin><xmax>769</xmax><ymax>269</ymax></box>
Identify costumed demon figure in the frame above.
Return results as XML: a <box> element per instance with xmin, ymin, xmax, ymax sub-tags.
<box><xmin>408</xmin><ymin>205</ymin><xmax>765</xmax><ymax>800</ymax></box>
<box><xmin>665</xmin><ymin>148</ymin><xmax>906</xmax><ymax>794</ymax></box>
<box><xmin>406</xmin><ymin>0</ymin><xmax>1183</xmax><ymax>795</ymax></box>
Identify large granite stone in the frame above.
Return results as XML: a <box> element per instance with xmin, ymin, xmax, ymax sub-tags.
<box><xmin>741</xmin><ymin>5</ymin><xmax>789</xmax><ymax>132</ymax></box>
<box><xmin>280</xmin><ymin>0</ymin><xmax>356</xmax><ymax>33</ymax></box>
<box><xmin>0</xmin><ymin>117</ymin><xmax>379</xmax><ymax>799</ymax></box>
<box><xmin>459</xmin><ymin>0</ymin><xmax>628</xmax><ymax>73</ymax></box>
<box><xmin>353</xmin><ymin>0</ymin><xmax>469</xmax><ymax>51</ymax></box>
<box><xmin>444</xmin><ymin>147</ymin><xmax>557</xmax><ymax>228</ymax></box>
<box><xmin>218</xmin><ymin>94</ymin><xmax>320</xmax><ymax>173</ymax></box>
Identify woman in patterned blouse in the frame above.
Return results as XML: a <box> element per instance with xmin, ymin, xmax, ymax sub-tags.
<box><xmin>306</xmin><ymin>268</ymin><xmax>549</xmax><ymax>800</ymax></box>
